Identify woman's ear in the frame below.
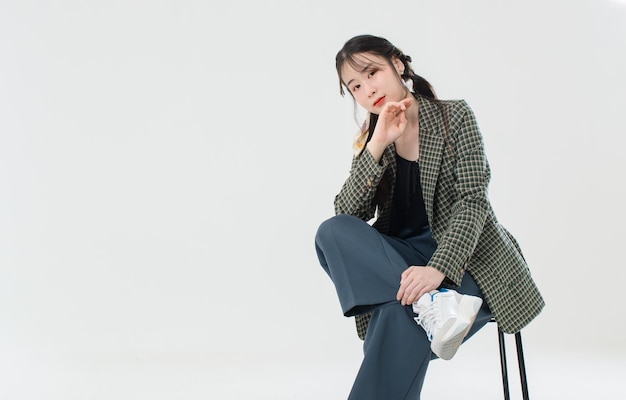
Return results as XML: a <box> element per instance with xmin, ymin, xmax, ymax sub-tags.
<box><xmin>392</xmin><ymin>56</ymin><xmax>405</xmax><ymax>76</ymax></box>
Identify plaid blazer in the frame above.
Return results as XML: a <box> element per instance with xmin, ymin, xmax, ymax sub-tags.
<box><xmin>334</xmin><ymin>95</ymin><xmax>544</xmax><ymax>339</ymax></box>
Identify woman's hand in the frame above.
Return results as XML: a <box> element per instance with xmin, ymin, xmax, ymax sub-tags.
<box><xmin>366</xmin><ymin>97</ymin><xmax>413</xmax><ymax>160</ymax></box>
<box><xmin>396</xmin><ymin>266</ymin><xmax>445</xmax><ymax>306</ymax></box>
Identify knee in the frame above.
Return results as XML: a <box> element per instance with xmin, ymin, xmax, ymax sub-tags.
<box><xmin>315</xmin><ymin>215</ymin><xmax>341</xmax><ymax>246</ymax></box>
<box><xmin>315</xmin><ymin>214</ymin><xmax>360</xmax><ymax>246</ymax></box>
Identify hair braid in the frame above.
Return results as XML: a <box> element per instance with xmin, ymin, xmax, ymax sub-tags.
<box><xmin>396</xmin><ymin>51</ymin><xmax>437</xmax><ymax>100</ymax></box>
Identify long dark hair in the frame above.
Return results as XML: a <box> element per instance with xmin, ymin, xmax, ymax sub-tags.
<box><xmin>335</xmin><ymin>34</ymin><xmax>450</xmax><ymax>206</ymax></box>
<box><xmin>336</xmin><ymin>35</ymin><xmax>436</xmax><ymax>99</ymax></box>
<box><xmin>336</xmin><ymin>34</ymin><xmax>442</xmax><ymax>150</ymax></box>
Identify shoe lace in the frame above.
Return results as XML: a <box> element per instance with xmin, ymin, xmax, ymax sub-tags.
<box><xmin>416</xmin><ymin>297</ymin><xmax>440</xmax><ymax>341</ymax></box>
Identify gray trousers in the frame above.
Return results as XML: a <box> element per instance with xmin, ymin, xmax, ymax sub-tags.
<box><xmin>315</xmin><ymin>214</ymin><xmax>493</xmax><ymax>400</ymax></box>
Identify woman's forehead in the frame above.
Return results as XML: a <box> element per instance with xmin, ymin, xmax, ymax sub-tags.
<box><xmin>340</xmin><ymin>53</ymin><xmax>387</xmax><ymax>78</ymax></box>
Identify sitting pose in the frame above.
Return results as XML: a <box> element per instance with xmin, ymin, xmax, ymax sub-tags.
<box><xmin>314</xmin><ymin>34</ymin><xmax>544</xmax><ymax>399</ymax></box>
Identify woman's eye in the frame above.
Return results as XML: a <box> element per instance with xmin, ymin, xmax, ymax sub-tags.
<box><xmin>352</xmin><ymin>84</ymin><xmax>361</xmax><ymax>92</ymax></box>
<box><xmin>368</xmin><ymin>70</ymin><xmax>377</xmax><ymax>78</ymax></box>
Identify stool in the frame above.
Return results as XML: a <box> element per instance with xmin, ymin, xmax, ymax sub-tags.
<box><xmin>491</xmin><ymin>318</ymin><xmax>530</xmax><ymax>400</ymax></box>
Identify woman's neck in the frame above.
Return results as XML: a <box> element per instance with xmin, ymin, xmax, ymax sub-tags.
<box><xmin>405</xmin><ymin>94</ymin><xmax>420</xmax><ymax>136</ymax></box>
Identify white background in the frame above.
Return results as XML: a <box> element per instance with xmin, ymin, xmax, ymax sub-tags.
<box><xmin>1</xmin><ymin>0</ymin><xmax>625</xmax><ymax>399</ymax></box>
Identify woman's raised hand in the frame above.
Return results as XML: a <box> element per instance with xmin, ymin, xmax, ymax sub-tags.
<box><xmin>366</xmin><ymin>97</ymin><xmax>413</xmax><ymax>161</ymax></box>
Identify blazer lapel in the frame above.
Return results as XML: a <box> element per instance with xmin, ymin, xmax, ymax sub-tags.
<box><xmin>418</xmin><ymin>97</ymin><xmax>445</xmax><ymax>224</ymax></box>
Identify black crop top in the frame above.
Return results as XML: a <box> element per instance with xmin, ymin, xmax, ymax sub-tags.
<box><xmin>388</xmin><ymin>154</ymin><xmax>430</xmax><ymax>238</ymax></box>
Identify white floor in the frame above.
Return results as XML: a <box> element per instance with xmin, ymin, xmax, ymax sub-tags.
<box><xmin>3</xmin><ymin>333</ymin><xmax>624</xmax><ymax>399</ymax></box>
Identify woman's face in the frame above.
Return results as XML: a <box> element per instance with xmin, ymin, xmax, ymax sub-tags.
<box><xmin>340</xmin><ymin>52</ymin><xmax>407</xmax><ymax>115</ymax></box>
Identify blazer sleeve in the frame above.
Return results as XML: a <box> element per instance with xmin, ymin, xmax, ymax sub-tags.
<box><xmin>426</xmin><ymin>101</ymin><xmax>491</xmax><ymax>285</ymax></box>
<box><xmin>334</xmin><ymin>148</ymin><xmax>391</xmax><ymax>221</ymax></box>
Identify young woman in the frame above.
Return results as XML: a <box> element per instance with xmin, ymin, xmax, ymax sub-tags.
<box><xmin>314</xmin><ymin>34</ymin><xmax>544</xmax><ymax>399</ymax></box>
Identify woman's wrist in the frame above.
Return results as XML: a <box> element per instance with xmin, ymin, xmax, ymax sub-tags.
<box><xmin>366</xmin><ymin>137</ymin><xmax>387</xmax><ymax>163</ymax></box>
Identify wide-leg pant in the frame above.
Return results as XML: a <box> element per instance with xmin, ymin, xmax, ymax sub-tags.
<box><xmin>315</xmin><ymin>214</ymin><xmax>493</xmax><ymax>400</ymax></box>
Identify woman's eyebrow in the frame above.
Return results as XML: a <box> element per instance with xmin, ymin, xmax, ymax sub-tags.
<box><xmin>358</xmin><ymin>62</ymin><xmax>374</xmax><ymax>73</ymax></box>
<box><xmin>346</xmin><ymin>63</ymin><xmax>374</xmax><ymax>87</ymax></box>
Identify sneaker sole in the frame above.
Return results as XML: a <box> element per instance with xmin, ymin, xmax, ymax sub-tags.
<box><xmin>431</xmin><ymin>296</ymin><xmax>483</xmax><ymax>360</ymax></box>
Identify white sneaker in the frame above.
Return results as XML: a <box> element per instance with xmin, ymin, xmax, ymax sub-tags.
<box><xmin>412</xmin><ymin>288</ymin><xmax>483</xmax><ymax>360</ymax></box>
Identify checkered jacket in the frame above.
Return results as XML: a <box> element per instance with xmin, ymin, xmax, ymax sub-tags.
<box><xmin>334</xmin><ymin>95</ymin><xmax>544</xmax><ymax>339</ymax></box>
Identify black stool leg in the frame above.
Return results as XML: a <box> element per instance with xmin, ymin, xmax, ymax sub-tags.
<box><xmin>497</xmin><ymin>327</ymin><xmax>511</xmax><ymax>400</ymax></box>
<box><xmin>515</xmin><ymin>332</ymin><xmax>530</xmax><ymax>400</ymax></box>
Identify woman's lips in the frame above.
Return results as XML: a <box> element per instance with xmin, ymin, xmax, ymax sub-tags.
<box><xmin>373</xmin><ymin>96</ymin><xmax>385</xmax><ymax>107</ymax></box>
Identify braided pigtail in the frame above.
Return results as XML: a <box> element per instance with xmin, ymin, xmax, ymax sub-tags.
<box><xmin>396</xmin><ymin>52</ymin><xmax>437</xmax><ymax>100</ymax></box>
<box><xmin>396</xmin><ymin>50</ymin><xmax>452</xmax><ymax>155</ymax></box>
